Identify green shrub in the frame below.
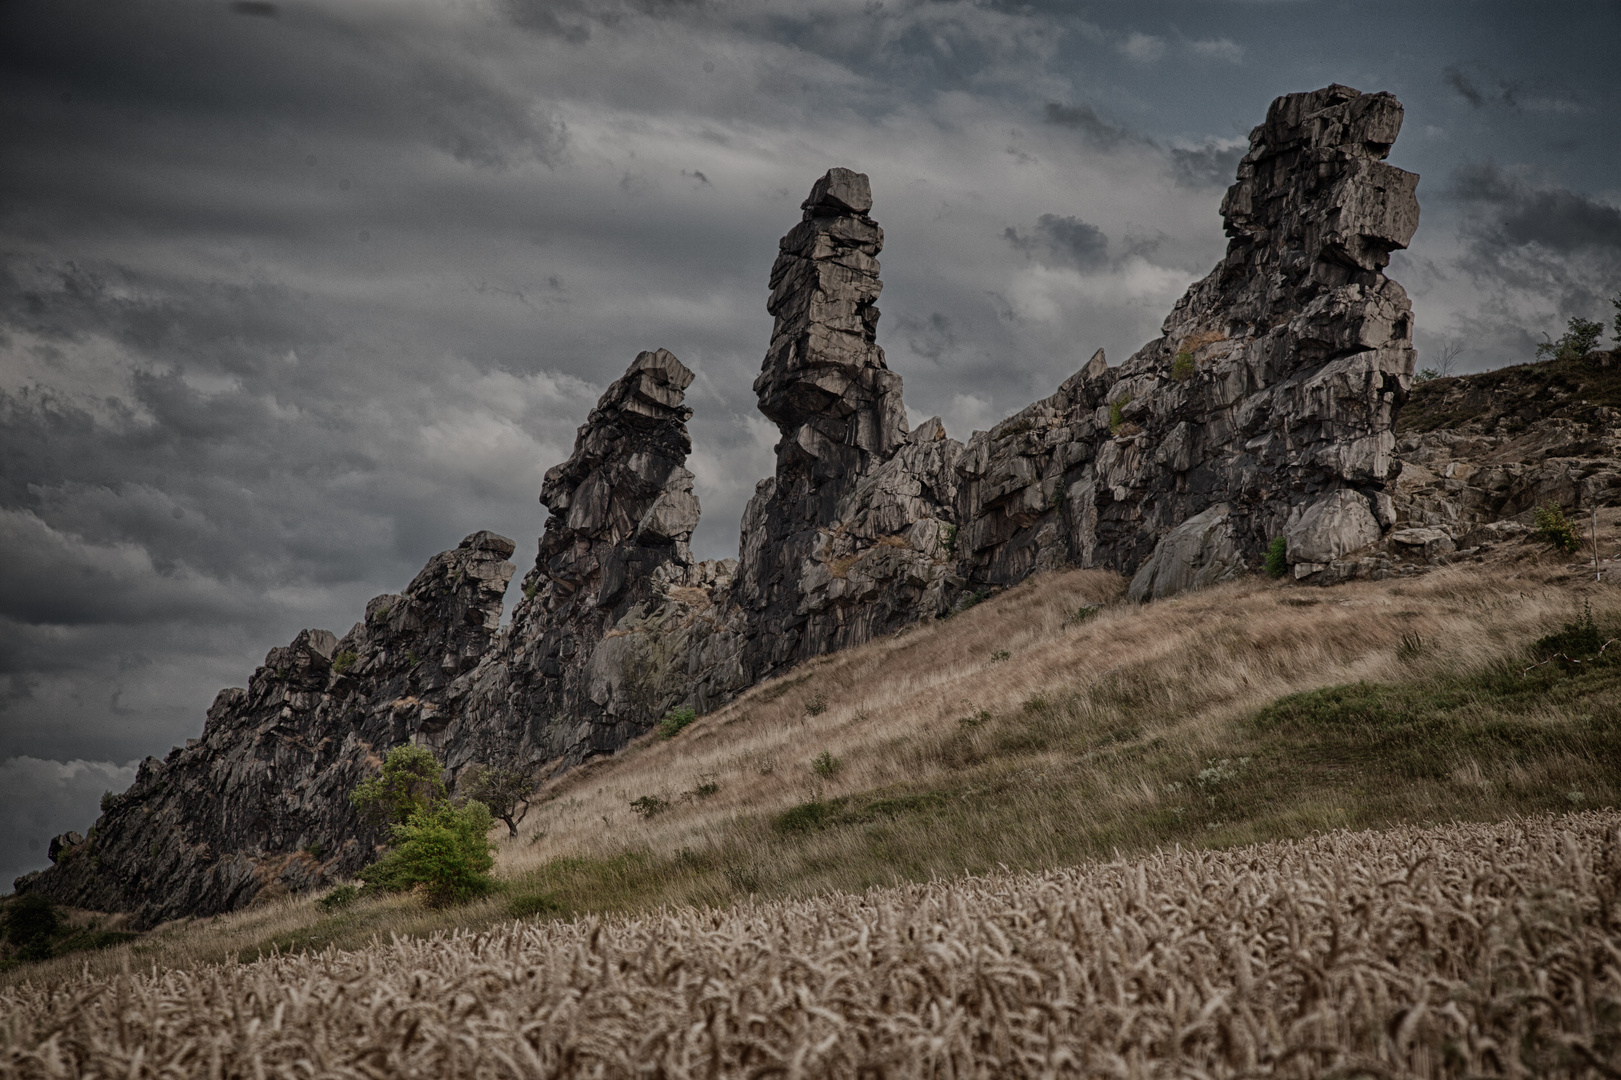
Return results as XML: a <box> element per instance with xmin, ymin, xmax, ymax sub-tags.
<box><xmin>304</xmin><ymin>839</ymin><xmax>326</xmax><ymax>859</ymax></box>
<box><xmin>508</xmin><ymin>892</ymin><xmax>562</xmax><ymax>919</ymax></box>
<box><xmin>629</xmin><ymin>795</ymin><xmax>669</xmax><ymax>819</ymax></box>
<box><xmin>1533</xmin><ymin>601</ymin><xmax>1607</xmax><ymax>664</ymax></box>
<box><xmin>990</xmin><ymin>649</ymin><xmax>1010</xmax><ymax>663</ymax></box>
<box><xmin>332</xmin><ymin>650</ymin><xmax>357</xmax><ymax>675</ymax></box>
<box><xmin>774</xmin><ymin>799</ymin><xmax>843</xmax><ymax>834</ymax></box>
<box><xmin>358</xmin><ymin>800</ymin><xmax>496</xmax><ymax>906</ymax></box>
<box><xmin>1108</xmin><ymin>396</ymin><xmax>1131</xmax><ymax>435</ymax></box>
<box><xmin>1414</xmin><ymin>367</ymin><xmax>1438</xmax><ymax>383</ymax></box>
<box><xmin>811</xmin><ymin>751</ymin><xmax>842</xmax><ymax>779</ymax></box>
<box><xmin>1612</xmin><ymin>290</ymin><xmax>1620</xmax><ymax>345</ymax></box>
<box><xmin>1532</xmin><ymin>503</ymin><xmax>1581</xmax><ymax>554</ymax></box>
<box><xmin>1264</xmin><ymin>536</ymin><xmax>1288</xmax><ymax>579</ymax></box>
<box><xmin>318</xmin><ymin>884</ymin><xmax>360</xmax><ymax>912</ymax></box>
<box><xmin>692</xmin><ymin>776</ymin><xmax>720</xmax><ymax>798</ymax></box>
<box><xmin>1171</xmin><ymin>351</ymin><xmax>1196</xmax><ymax>381</ymax></box>
<box><xmin>803</xmin><ymin>692</ymin><xmax>827</xmax><ymax>717</ymax></box>
<box><xmin>941</xmin><ymin>523</ymin><xmax>957</xmax><ymax>557</ymax></box>
<box><xmin>1536</xmin><ymin>315</ymin><xmax>1604</xmax><ymax>362</ymax></box>
<box><xmin>3</xmin><ymin>895</ymin><xmax>60</xmax><ymax>962</ymax></box>
<box><xmin>100</xmin><ymin>790</ymin><xmax>117</xmax><ymax>813</ymax></box>
<box><xmin>657</xmin><ymin>706</ymin><xmax>697</xmax><ymax>739</ymax></box>
<box><xmin>351</xmin><ymin>744</ymin><xmax>447</xmax><ymax>827</ymax></box>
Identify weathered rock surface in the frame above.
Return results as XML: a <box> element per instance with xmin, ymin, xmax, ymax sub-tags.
<box><xmin>735</xmin><ymin>168</ymin><xmax>959</xmax><ymax>679</ymax></box>
<box><xmin>950</xmin><ymin>84</ymin><xmax>1419</xmax><ymax>591</ymax></box>
<box><xmin>21</xmin><ymin>533</ymin><xmax>515</xmax><ymax>926</ymax></box>
<box><xmin>1384</xmin><ymin>349</ymin><xmax>1621</xmax><ymax>568</ymax></box>
<box><xmin>440</xmin><ymin>349</ymin><xmax>747</xmax><ymax>772</ymax></box>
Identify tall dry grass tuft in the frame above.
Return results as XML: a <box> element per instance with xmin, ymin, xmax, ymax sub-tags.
<box><xmin>4</xmin><ymin>811</ymin><xmax>1618</xmax><ymax>1078</ymax></box>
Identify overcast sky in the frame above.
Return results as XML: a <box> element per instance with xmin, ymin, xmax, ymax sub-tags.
<box><xmin>3</xmin><ymin>0</ymin><xmax>1618</xmax><ymax>888</ymax></box>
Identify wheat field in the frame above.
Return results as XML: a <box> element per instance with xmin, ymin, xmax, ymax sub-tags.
<box><xmin>5</xmin><ymin>810</ymin><xmax>1618</xmax><ymax>1078</ymax></box>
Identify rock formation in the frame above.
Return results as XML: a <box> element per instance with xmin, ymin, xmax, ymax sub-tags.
<box><xmin>19</xmin><ymin>532</ymin><xmax>515</xmax><ymax>926</ymax></box>
<box><xmin>736</xmin><ymin>168</ymin><xmax>960</xmax><ymax>679</ymax></box>
<box><xmin>440</xmin><ymin>349</ymin><xmax>746</xmax><ymax>772</ymax></box>
<box><xmin>22</xmin><ymin>85</ymin><xmax>1441</xmax><ymax>924</ymax></box>
<box><xmin>947</xmin><ymin>84</ymin><xmax>1420</xmax><ymax>600</ymax></box>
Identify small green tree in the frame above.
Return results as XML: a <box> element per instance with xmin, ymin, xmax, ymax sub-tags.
<box><xmin>350</xmin><ymin>744</ymin><xmax>446</xmax><ymax>827</ymax></box>
<box><xmin>1536</xmin><ymin>315</ymin><xmax>1604</xmax><ymax>362</ymax></box>
<box><xmin>460</xmin><ymin>764</ymin><xmax>534</xmax><ymax>837</ymax></box>
<box><xmin>1612</xmin><ymin>290</ymin><xmax>1621</xmax><ymax>346</ymax></box>
<box><xmin>1532</xmin><ymin>503</ymin><xmax>1581</xmax><ymax>554</ymax></box>
<box><xmin>358</xmin><ymin>800</ymin><xmax>496</xmax><ymax>906</ymax></box>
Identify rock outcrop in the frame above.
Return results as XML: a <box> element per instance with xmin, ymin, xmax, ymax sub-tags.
<box><xmin>23</xmin><ymin>85</ymin><xmax>1445</xmax><ymax>924</ymax></box>
<box><xmin>440</xmin><ymin>349</ymin><xmax>747</xmax><ymax>772</ymax></box>
<box><xmin>952</xmin><ymin>84</ymin><xmax>1419</xmax><ymax>599</ymax></box>
<box><xmin>735</xmin><ymin>168</ymin><xmax>959</xmax><ymax>679</ymax></box>
<box><xmin>21</xmin><ymin>533</ymin><xmax>515</xmax><ymax>926</ymax></box>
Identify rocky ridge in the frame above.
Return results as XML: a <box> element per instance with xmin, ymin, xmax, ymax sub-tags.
<box><xmin>21</xmin><ymin>533</ymin><xmax>516</xmax><ymax>926</ymax></box>
<box><xmin>26</xmin><ymin>85</ymin><xmax>1456</xmax><ymax>922</ymax></box>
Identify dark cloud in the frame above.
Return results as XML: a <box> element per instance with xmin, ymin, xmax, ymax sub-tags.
<box><xmin>1042</xmin><ymin>102</ymin><xmax>1133</xmax><ymax>150</ymax></box>
<box><xmin>1443</xmin><ymin>65</ymin><xmax>1486</xmax><ymax>108</ymax></box>
<box><xmin>1004</xmin><ymin>215</ymin><xmax>1110</xmax><ymax>271</ymax></box>
<box><xmin>1452</xmin><ymin>164</ymin><xmax>1621</xmax><ymax>254</ymax></box>
<box><xmin>1169</xmin><ymin>142</ymin><xmax>1244</xmax><ymax>188</ymax></box>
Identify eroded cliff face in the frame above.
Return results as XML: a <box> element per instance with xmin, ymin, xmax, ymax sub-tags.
<box><xmin>20</xmin><ymin>533</ymin><xmax>515</xmax><ymax>926</ymax></box>
<box><xmin>23</xmin><ymin>85</ymin><xmax>1434</xmax><ymax>922</ymax></box>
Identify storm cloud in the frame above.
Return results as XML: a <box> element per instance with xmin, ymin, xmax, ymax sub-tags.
<box><xmin>2</xmin><ymin>0</ymin><xmax>1618</xmax><ymax>886</ymax></box>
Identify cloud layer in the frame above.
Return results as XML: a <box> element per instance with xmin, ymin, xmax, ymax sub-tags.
<box><xmin>2</xmin><ymin>0</ymin><xmax>1618</xmax><ymax>886</ymax></box>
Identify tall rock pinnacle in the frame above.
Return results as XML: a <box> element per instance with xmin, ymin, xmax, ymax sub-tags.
<box><xmin>736</xmin><ymin>169</ymin><xmax>950</xmax><ymax>678</ymax></box>
<box><xmin>754</xmin><ymin>167</ymin><xmax>908</xmax><ymax>482</ymax></box>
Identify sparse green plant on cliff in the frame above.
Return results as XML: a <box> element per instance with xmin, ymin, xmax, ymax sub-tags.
<box><xmin>357</xmin><ymin>800</ymin><xmax>495</xmax><ymax>906</ymax></box>
<box><xmin>1108</xmin><ymin>396</ymin><xmax>1130</xmax><ymax>435</ymax></box>
<box><xmin>351</xmin><ymin>744</ymin><xmax>447</xmax><ymax>827</ymax></box>
<box><xmin>1536</xmin><ymin>315</ymin><xmax>1604</xmax><ymax>362</ymax></box>
<box><xmin>1171</xmin><ymin>351</ymin><xmax>1195</xmax><ymax>381</ymax></box>
<box><xmin>1612</xmin><ymin>290</ymin><xmax>1621</xmax><ymax>346</ymax></box>
<box><xmin>331</xmin><ymin>650</ymin><xmax>357</xmax><ymax>675</ymax></box>
<box><xmin>1264</xmin><ymin>537</ymin><xmax>1288</xmax><ymax>579</ymax></box>
<box><xmin>1532</xmin><ymin>503</ymin><xmax>1581</xmax><ymax>554</ymax></box>
<box><xmin>460</xmin><ymin>764</ymin><xmax>534</xmax><ymax>837</ymax></box>
<box><xmin>657</xmin><ymin>706</ymin><xmax>697</xmax><ymax>739</ymax></box>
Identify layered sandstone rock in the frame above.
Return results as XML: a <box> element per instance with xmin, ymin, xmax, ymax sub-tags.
<box><xmin>940</xmin><ymin>85</ymin><xmax>1420</xmax><ymax>601</ymax></box>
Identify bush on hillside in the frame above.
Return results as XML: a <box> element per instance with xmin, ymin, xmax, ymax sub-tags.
<box><xmin>657</xmin><ymin>706</ymin><xmax>697</xmax><ymax>739</ymax></box>
<box><xmin>358</xmin><ymin>800</ymin><xmax>496</xmax><ymax>906</ymax></box>
<box><xmin>351</xmin><ymin>744</ymin><xmax>447</xmax><ymax>827</ymax></box>
<box><xmin>1532</xmin><ymin>503</ymin><xmax>1582</xmax><ymax>554</ymax></box>
<box><xmin>3</xmin><ymin>895</ymin><xmax>61</xmax><ymax>963</ymax></box>
<box><xmin>1536</xmin><ymin>315</ymin><xmax>1604</xmax><ymax>362</ymax></box>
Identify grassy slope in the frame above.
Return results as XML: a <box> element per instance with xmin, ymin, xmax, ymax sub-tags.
<box><xmin>7</xmin><ymin>511</ymin><xmax>1618</xmax><ymax>989</ymax></box>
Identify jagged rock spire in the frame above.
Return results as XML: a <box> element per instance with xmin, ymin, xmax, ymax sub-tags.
<box><xmin>755</xmin><ymin>168</ymin><xmax>907</xmax><ymax>482</ymax></box>
<box><xmin>524</xmin><ymin>347</ymin><xmax>700</xmax><ymax>615</ymax></box>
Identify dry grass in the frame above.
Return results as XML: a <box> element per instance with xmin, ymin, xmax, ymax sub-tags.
<box><xmin>4</xmin><ymin>811</ymin><xmax>1618</xmax><ymax>1078</ymax></box>
<box><xmin>501</xmin><ymin>556</ymin><xmax>1616</xmax><ymax>899</ymax></box>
